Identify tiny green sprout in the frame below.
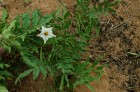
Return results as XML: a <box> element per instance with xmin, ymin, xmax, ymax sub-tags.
<box><xmin>23</xmin><ymin>0</ymin><xmax>31</xmax><ymax>3</ymax></box>
<box><xmin>37</xmin><ymin>26</ymin><xmax>56</xmax><ymax>44</ymax></box>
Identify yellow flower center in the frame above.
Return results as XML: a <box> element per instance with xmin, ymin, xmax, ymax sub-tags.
<box><xmin>44</xmin><ymin>32</ymin><xmax>49</xmax><ymax>36</ymax></box>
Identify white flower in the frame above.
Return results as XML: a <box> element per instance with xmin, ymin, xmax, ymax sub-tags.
<box><xmin>37</xmin><ymin>26</ymin><xmax>56</xmax><ymax>44</ymax></box>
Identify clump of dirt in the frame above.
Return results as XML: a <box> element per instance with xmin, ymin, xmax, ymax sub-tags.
<box><xmin>0</xmin><ymin>0</ymin><xmax>140</xmax><ymax>92</ymax></box>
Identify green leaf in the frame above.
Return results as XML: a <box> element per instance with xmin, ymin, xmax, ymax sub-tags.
<box><xmin>27</xmin><ymin>29</ymin><xmax>35</xmax><ymax>34</ymax></box>
<box><xmin>85</xmin><ymin>83</ymin><xmax>95</xmax><ymax>92</ymax></box>
<box><xmin>0</xmin><ymin>63</ymin><xmax>10</xmax><ymax>69</ymax></box>
<box><xmin>76</xmin><ymin>0</ymin><xmax>81</xmax><ymax>4</ymax></box>
<box><xmin>95</xmin><ymin>27</ymin><xmax>100</xmax><ymax>36</ymax></box>
<box><xmin>22</xmin><ymin>56</ymin><xmax>37</xmax><ymax>67</ymax></box>
<box><xmin>15</xmin><ymin>15</ymin><xmax>21</xmax><ymax>29</ymax></box>
<box><xmin>32</xmin><ymin>46</ymin><xmax>39</xmax><ymax>53</ymax></box>
<box><xmin>73</xmin><ymin>79</ymin><xmax>85</xmax><ymax>88</ymax></box>
<box><xmin>4</xmin><ymin>64</ymin><xmax>10</xmax><ymax>68</ymax></box>
<box><xmin>0</xmin><ymin>85</ymin><xmax>8</xmax><ymax>92</ymax></box>
<box><xmin>19</xmin><ymin>33</ymin><xmax>27</xmax><ymax>41</ymax></box>
<box><xmin>0</xmin><ymin>70</ymin><xmax>12</xmax><ymax>77</ymax></box>
<box><xmin>22</xmin><ymin>13</ymin><xmax>30</xmax><ymax>29</ymax></box>
<box><xmin>40</xmin><ymin>67</ymin><xmax>47</xmax><ymax>78</ymax></box>
<box><xmin>64</xmin><ymin>75</ymin><xmax>70</xmax><ymax>87</ymax></box>
<box><xmin>0</xmin><ymin>75</ymin><xmax>5</xmax><ymax>81</ymax></box>
<box><xmin>2</xmin><ymin>43</ymin><xmax>11</xmax><ymax>52</ymax></box>
<box><xmin>39</xmin><ymin>14</ymin><xmax>53</xmax><ymax>26</ymax></box>
<box><xmin>1</xmin><ymin>8</ymin><xmax>8</xmax><ymax>22</ymax></box>
<box><xmin>2</xmin><ymin>20</ymin><xmax>16</xmax><ymax>38</ymax></box>
<box><xmin>75</xmin><ymin>61</ymin><xmax>89</xmax><ymax>73</ymax></box>
<box><xmin>32</xmin><ymin>10</ymin><xmax>39</xmax><ymax>27</ymax></box>
<box><xmin>0</xmin><ymin>64</ymin><xmax>4</xmax><ymax>69</ymax></box>
<box><xmin>29</xmin><ymin>36</ymin><xmax>43</xmax><ymax>44</ymax></box>
<box><xmin>54</xmin><ymin>8</ymin><xmax>60</xmax><ymax>16</ymax></box>
<box><xmin>15</xmin><ymin>69</ymin><xmax>33</xmax><ymax>84</ymax></box>
<box><xmin>10</xmin><ymin>40</ymin><xmax>21</xmax><ymax>48</ymax></box>
<box><xmin>60</xmin><ymin>75</ymin><xmax>64</xmax><ymax>90</ymax></box>
<box><xmin>33</xmin><ymin>67</ymin><xmax>40</xmax><ymax>80</ymax></box>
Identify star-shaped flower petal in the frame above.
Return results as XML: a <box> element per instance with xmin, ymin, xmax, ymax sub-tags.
<box><xmin>37</xmin><ymin>26</ymin><xmax>56</xmax><ymax>44</ymax></box>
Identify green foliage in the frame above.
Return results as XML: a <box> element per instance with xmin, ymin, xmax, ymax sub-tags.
<box><xmin>0</xmin><ymin>59</ymin><xmax>12</xmax><ymax>91</ymax></box>
<box><xmin>0</xmin><ymin>0</ymin><xmax>118</xmax><ymax>92</ymax></box>
<box><xmin>0</xmin><ymin>9</ymin><xmax>13</xmax><ymax>92</ymax></box>
<box><xmin>73</xmin><ymin>59</ymin><xmax>104</xmax><ymax>91</ymax></box>
<box><xmin>75</xmin><ymin>0</ymin><xmax>118</xmax><ymax>38</ymax></box>
<box><xmin>0</xmin><ymin>62</ymin><xmax>12</xmax><ymax>82</ymax></box>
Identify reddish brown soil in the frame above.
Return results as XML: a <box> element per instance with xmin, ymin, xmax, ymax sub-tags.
<box><xmin>0</xmin><ymin>0</ymin><xmax>140</xmax><ymax>92</ymax></box>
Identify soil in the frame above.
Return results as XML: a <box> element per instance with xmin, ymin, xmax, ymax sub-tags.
<box><xmin>0</xmin><ymin>0</ymin><xmax>140</xmax><ymax>92</ymax></box>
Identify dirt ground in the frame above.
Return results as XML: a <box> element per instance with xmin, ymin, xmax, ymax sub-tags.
<box><xmin>0</xmin><ymin>0</ymin><xmax>140</xmax><ymax>92</ymax></box>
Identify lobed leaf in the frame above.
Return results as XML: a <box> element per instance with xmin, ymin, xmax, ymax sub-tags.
<box><xmin>15</xmin><ymin>69</ymin><xmax>33</xmax><ymax>84</ymax></box>
<box><xmin>1</xmin><ymin>8</ymin><xmax>8</xmax><ymax>22</ymax></box>
<box><xmin>33</xmin><ymin>67</ymin><xmax>40</xmax><ymax>80</ymax></box>
<box><xmin>39</xmin><ymin>14</ymin><xmax>53</xmax><ymax>26</ymax></box>
<box><xmin>32</xmin><ymin>10</ymin><xmax>39</xmax><ymax>27</ymax></box>
<box><xmin>22</xmin><ymin>13</ymin><xmax>30</xmax><ymax>29</ymax></box>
